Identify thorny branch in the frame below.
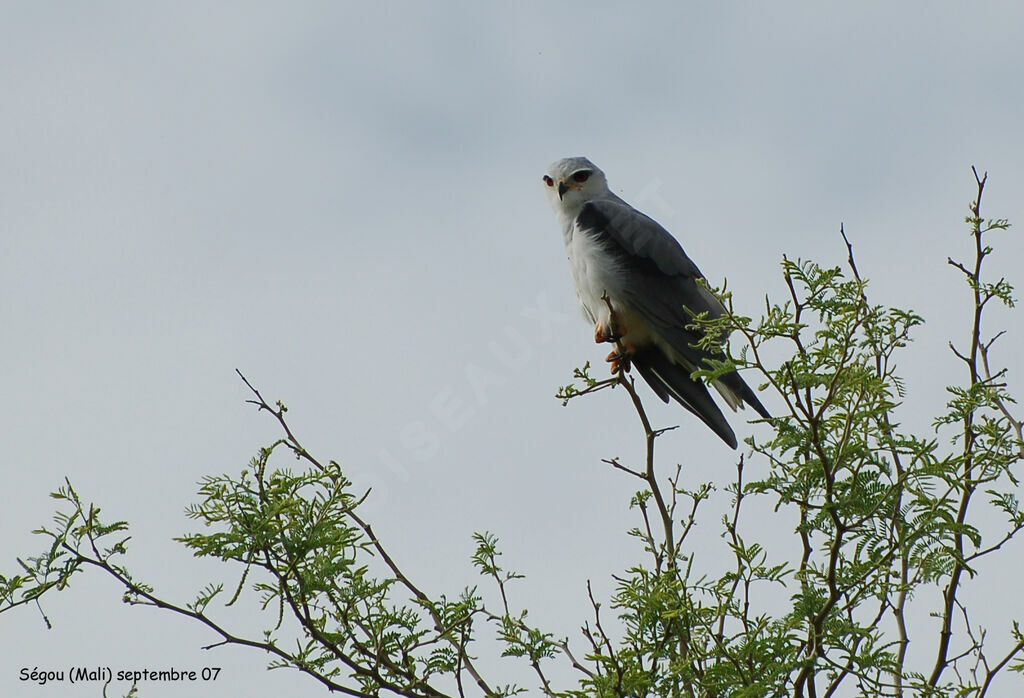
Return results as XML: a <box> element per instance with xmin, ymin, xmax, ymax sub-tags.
<box><xmin>236</xmin><ymin>370</ymin><xmax>498</xmax><ymax>697</ymax></box>
<box><xmin>927</xmin><ymin>168</ymin><xmax>1024</xmax><ymax>690</ymax></box>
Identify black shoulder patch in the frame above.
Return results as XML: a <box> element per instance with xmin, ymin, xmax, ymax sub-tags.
<box><xmin>578</xmin><ymin>201</ymin><xmax>690</xmax><ymax>279</ymax></box>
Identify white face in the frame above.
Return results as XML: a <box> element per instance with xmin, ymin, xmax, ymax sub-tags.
<box><xmin>542</xmin><ymin>157</ymin><xmax>608</xmax><ymax>211</ymax></box>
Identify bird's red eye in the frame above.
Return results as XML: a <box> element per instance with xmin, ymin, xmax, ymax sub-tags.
<box><xmin>543</xmin><ymin>175</ymin><xmax>554</xmax><ymax>187</ymax></box>
<box><xmin>572</xmin><ymin>170</ymin><xmax>591</xmax><ymax>183</ymax></box>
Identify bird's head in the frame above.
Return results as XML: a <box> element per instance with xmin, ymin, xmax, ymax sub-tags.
<box><xmin>543</xmin><ymin>157</ymin><xmax>609</xmax><ymax>215</ymax></box>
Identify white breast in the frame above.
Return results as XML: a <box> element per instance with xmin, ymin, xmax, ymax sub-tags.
<box><xmin>563</xmin><ymin>216</ymin><xmax>632</xmax><ymax>328</ymax></box>
<box><xmin>561</xmin><ymin>214</ymin><xmax>657</xmax><ymax>351</ymax></box>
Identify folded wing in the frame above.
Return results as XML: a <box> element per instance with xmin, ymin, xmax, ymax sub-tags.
<box><xmin>577</xmin><ymin>199</ymin><xmax>769</xmax><ymax>448</ymax></box>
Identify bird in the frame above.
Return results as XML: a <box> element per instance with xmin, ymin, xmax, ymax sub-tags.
<box><xmin>542</xmin><ymin>156</ymin><xmax>769</xmax><ymax>449</ymax></box>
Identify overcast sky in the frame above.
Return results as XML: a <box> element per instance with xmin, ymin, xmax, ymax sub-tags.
<box><xmin>3</xmin><ymin>3</ymin><xmax>1024</xmax><ymax>696</ymax></box>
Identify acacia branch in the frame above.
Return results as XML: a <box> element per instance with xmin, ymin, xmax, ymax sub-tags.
<box><xmin>68</xmin><ymin>542</ymin><xmax>372</xmax><ymax>697</ymax></box>
<box><xmin>237</xmin><ymin>371</ymin><xmax>497</xmax><ymax>697</ymax></box>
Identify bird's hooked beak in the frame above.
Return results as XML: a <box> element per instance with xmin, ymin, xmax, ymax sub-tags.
<box><xmin>557</xmin><ymin>181</ymin><xmax>569</xmax><ymax>200</ymax></box>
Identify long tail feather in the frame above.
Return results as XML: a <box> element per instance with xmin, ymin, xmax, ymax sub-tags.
<box><xmin>632</xmin><ymin>348</ymin><xmax>738</xmax><ymax>449</ymax></box>
<box><xmin>716</xmin><ymin>371</ymin><xmax>771</xmax><ymax>419</ymax></box>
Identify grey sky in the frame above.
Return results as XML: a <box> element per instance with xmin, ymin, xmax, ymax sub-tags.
<box><xmin>3</xmin><ymin>3</ymin><xmax>1024</xmax><ymax>696</ymax></box>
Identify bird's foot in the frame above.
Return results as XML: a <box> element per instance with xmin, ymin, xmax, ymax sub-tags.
<box><xmin>594</xmin><ymin>319</ymin><xmax>625</xmax><ymax>344</ymax></box>
<box><xmin>605</xmin><ymin>346</ymin><xmax>635</xmax><ymax>374</ymax></box>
